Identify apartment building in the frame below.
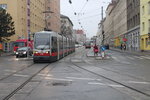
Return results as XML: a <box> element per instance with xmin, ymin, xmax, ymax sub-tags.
<box><xmin>45</xmin><ymin>0</ymin><xmax>60</xmax><ymax>33</ymax></box>
<box><xmin>126</xmin><ymin>0</ymin><xmax>140</xmax><ymax>51</ymax></box>
<box><xmin>0</xmin><ymin>0</ymin><xmax>45</xmax><ymax>51</ymax></box>
<box><xmin>140</xmin><ymin>0</ymin><xmax>150</xmax><ymax>51</ymax></box>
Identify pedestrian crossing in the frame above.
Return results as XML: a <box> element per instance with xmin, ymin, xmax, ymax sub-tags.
<box><xmin>124</xmin><ymin>55</ymin><xmax>150</xmax><ymax>60</ymax></box>
<box><xmin>112</xmin><ymin>55</ymin><xmax>150</xmax><ymax>61</ymax></box>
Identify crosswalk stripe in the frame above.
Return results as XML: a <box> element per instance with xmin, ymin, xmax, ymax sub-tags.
<box><xmin>141</xmin><ymin>56</ymin><xmax>150</xmax><ymax>60</ymax></box>
<box><xmin>133</xmin><ymin>56</ymin><xmax>143</xmax><ymax>59</ymax></box>
<box><xmin>126</xmin><ymin>56</ymin><xmax>134</xmax><ymax>60</ymax></box>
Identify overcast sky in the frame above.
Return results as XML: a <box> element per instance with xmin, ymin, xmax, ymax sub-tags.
<box><xmin>60</xmin><ymin>0</ymin><xmax>111</xmax><ymax>38</ymax></box>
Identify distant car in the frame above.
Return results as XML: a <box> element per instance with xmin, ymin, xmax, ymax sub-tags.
<box><xmin>85</xmin><ymin>42</ymin><xmax>91</xmax><ymax>49</ymax></box>
<box><xmin>15</xmin><ymin>47</ymin><xmax>32</xmax><ymax>58</ymax></box>
<box><xmin>75</xmin><ymin>44</ymin><xmax>79</xmax><ymax>48</ymax></box>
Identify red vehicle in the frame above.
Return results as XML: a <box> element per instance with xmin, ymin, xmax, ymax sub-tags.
<box><xmin>13</xmin><ymin>39</ymin><xmax>33</xmax><ymax>54</ymax></box>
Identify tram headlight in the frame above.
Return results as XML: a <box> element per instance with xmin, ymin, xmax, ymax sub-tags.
<box><xmin>45</xmin><ymin>51</ymin><xmax>49</xmax><ymax>54</ymax></box>
<box><xmin>34</xmin><ymin>51</ymin><xmax>38</xmax><ymax>54</ymax></box>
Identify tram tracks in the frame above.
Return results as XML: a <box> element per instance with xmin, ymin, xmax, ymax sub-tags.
<box><xmin>70</xmin><ymin>51</ymin><xmax>150</xmax><ymax>99</ymax></box>
<box><xmin>0</xmin><ymin>63</ymin><xmax>34</xmax><ymax>81</ymax></box>
<box><xmin>1</xmin><ymin>63</ymin><xmax>52</xmax><ymax>100</ymax></box>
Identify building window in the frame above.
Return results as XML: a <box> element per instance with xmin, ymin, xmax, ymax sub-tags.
<box><xmin>142</xmin><ymin>6</ymin><xmax>145</xmax><ymax>15</ymax></box>
<box><xmin>142</xmin><ymin>22</ymin><xmax>145</xmax><ymax>31</ymax></box>
<box><xmin>27</xmin><ymin>0</ymin><xmax>30</xmax><ymax>5</ymax></box>
<box><xmin>0</xmin><ymin>4</ymin><xmax>7</xmax><ymax>9</ymax></box>
<box><xmin>148</xmin><ymin>2</ymin><xmax>150</xmax><ymax>14</ymax></box>
<box><xmin>48</xmin><ymin>22</ymin><xmax>51</xmax><ymax>26</ymax></box>
<box><xmin>149</xmin><ymin>19</ymin><xmax>150</xmax><ymax>32</ymax></box>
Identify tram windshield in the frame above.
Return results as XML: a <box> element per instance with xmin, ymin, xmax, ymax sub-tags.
<box><xmin>34</xmin><ymin>33</ymin><xmax>50</xmax><ymax>50</ymax></box>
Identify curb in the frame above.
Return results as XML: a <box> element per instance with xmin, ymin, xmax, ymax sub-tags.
<box><xmin>110</xmin><ymin>48</ymin><xmax>150</xmax><ymax>56</ymax></box>
<box><xmin>0</xmin><ymin>53</ymin><xmax>13</xmax><ymax>57</ymax></box>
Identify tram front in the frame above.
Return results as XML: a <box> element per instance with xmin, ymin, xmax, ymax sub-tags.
<box><xmin>33</xmin><ymin>31</ymin><xmax>51</xmax><ymax>62</ymax></box>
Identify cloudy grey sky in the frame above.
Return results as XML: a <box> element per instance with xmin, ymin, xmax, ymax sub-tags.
<box><xmin>60</xmin><ymin>0</ymin><xmax>111</xmax><ymax>38</ymax></box>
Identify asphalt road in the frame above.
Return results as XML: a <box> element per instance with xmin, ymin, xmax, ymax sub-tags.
<box><xmin>0</xmin><ymin>47</ymin><xmax>150</xmax><ymax>100</ymax></box>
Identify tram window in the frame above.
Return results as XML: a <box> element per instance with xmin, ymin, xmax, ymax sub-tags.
<box><xmin>52</xmin><ymin>37</ymin><xmax>57</xmax><ymax>52</ymax></box>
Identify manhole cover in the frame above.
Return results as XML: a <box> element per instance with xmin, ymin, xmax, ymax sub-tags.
<box><xmin>47</xmin><ymin>81</ymin><xmax>72</xmax><ymax>86</ymax></box>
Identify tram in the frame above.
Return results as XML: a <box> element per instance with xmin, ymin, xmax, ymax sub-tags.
<box><xmin>33</xmin><ymin>31</ymin><xmax>75</xmax><ymax>63</ymax></box>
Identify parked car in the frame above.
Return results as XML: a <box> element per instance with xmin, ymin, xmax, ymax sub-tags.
<box><xmin>15</xmin><ymin>47</ymin><xmax>32</xmax><ymax>58</ymax></box>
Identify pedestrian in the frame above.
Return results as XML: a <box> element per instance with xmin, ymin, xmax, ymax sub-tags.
<box><xmin>93</xmin><ymin>44</ymin><xmax>98</xmax><ymax>56</ymax></box>
<box><xmin>123</xmin><ymin>44</ymin><xmax>126</xmax><ymax>51</ymax></box>
<box><xmin>100</xmin><ymin>45</ymin><xmax>106</xmax><ymax>59</ymax></box>
<box><xmin>120</xmin><ymin>44</ymin><xmax>123</xmax><ymax>50</ymax></box>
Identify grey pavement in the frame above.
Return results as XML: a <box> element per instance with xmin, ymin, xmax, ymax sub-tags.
<box><xmin>0</xmin><ymin>47</ymin><xmax>150</xmax><ymax>100</ymax></box>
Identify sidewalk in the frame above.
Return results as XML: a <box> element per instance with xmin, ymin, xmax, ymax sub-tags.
<box><xmin>110</xmin><ymin>47</ymin><xmax>150</xmax><ymax>56</ymax></box>
<box><xmin>0</xmin><ymin>52</ymin><xmax>13</xmax><ymax>57</ymax></box>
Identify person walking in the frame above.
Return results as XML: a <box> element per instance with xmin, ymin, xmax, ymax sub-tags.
<box><xmin>100</xmin><ymin>45</ymin><xmax>106</xmax><ymax>59</ymax></box>
<box><xmin>93</xmin><ymin>44</ymin><xmax>98</xmax><ymax>56</ymax></box>
<box><xmin>120</xmin><ymin>44</ymin><xmax>123</xmax><ymax>50</ymax></box>
<box><xmin>123</xmin><ymin>43</ymin><xmax>126</xmax><ymax>51</ymax></box>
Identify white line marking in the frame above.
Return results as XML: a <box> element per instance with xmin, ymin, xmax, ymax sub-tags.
<box><xmin>133</xmin><ymin>56</ymin><xmax>143</xmax><ymax>59</ymax></box>
<box><xmin>126</xmin><ymin>56</ymin><xmax>134</xmax><ymax>60</ymax></box>
<box><xmin>141</xmin><ymin>56</ymin><xmax>150</xmax><ymax>59</ymax></box>
<box><xmin>84</xmin><ymin>60</ymin><xmax>92</xmax><ymax>64</ymax></box>
<box><xmin>88</xmin><ymin>82</ymin><xmax>124</xmax><ymax>88</ymax></box>
<box><xmin>13</xmin><ymin>74</ymin><xmax>29</xmax><ymax>77</ymax></box>
<box><xmin>4</xmin><ymin>70</ymin><xmax>16</xmax><ymax>72</ymax></box>
<box><xmin>88</xmin><ymin>82</ymin><xmax>105</xmax><ymax>85</ymax></box>
<box><xmin>66</xmin><ymin>77</ymin><xmax>101</xmax><ymax>81</ymax></box>
<box><xmin>127</xmin><ymin>81</ymin><xmax>150</xmax><ymax>84</ymax></box>
<box><xmin>45</xmin><ymin>77</ymin><xmax>73</xmax><ymax>82</ymax></box>
<box><xmin>108</xmin><ymin>84</ymin><xmax>124</xmax><ymax>88</ymax></box>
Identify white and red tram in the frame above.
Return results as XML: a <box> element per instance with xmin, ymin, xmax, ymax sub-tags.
<box><xmin>33</xmin><ymin>31</ymin><xmax>75</xmax><ymax>63</ymax></box>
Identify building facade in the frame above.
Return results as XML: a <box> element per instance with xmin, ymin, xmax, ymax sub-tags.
<box><xmin>60</xmin><ymin>15</ymin><xmax>73</xmax><ymax>38</ymax></box>
<box><xmin>112</xmin><ymin>0</ymin><xmax>127</xmax><ymax>48</ymax></box>
<box><xmin>45</xmin><ymin>0</ymin><xmax>60</xmax><ymax>33</ymax></box>
<box><xmin>126</xmin><ymin>0</ymin><xmax>140</xmax><ymax>51</ymax></box>
<box><xmin>103</xmin><ymin>1</ymin><xmax>116</xmax><ymax>46</ymax></box>
<box><xmin>0</xmin><ymin>0</ymin><xmax>45</xmax><ymax>51</ymax></box>
<box><xmin>74</xmin><ymin>30</ymin><xmax>86</xmax><ymax>44</ymax></box>
<box><xmin>140</xmin><ymin>0</ymin><xmax>150</xmax><ymax>51</ymax></box>
<box><xmin>98</xmin><ymin>0</ymin><xmax>127</xmax><ymax>48</ymax></box>
<box><xmin>96</xmin><ymin>22</ymin><xmax>103</xmax><ymax>45</ymax></box>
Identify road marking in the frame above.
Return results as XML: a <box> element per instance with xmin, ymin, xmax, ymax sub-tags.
<box><xmin>141</xmin><ymin>56</ymin><xmax>150</xmax><ymax>60</ymax></box>
<box><xmin>108</xmin><ymin>84</ymin><xmax>124</xmax><ymax>88</ymax></box>
<box><xmin>112</xmin><ymin>56</ymin><xmax>131</xmax><ymax>64</ymax></box>
<box><xmin>88</xmin><ymin>82</ymin><xmax>124</xmax><ymax>88</ymax></box>
<box><xmin>88</xmin><ymin>82</ymin><xmax>105</xmax><ymax>85</ymax></box>
<box><xmin>45</xmin><ymin>77</ymin><xmax>73</xmax><ymax>82</ymax></box>
<box><xmin>84</xmin><ymin>60</ymin><xmax>92</xmax><ymax>64</ymax></box>
<box><xmin>66</xmin><ymin>77</ymin><xmax>101</xmax><ymax>81</ymax></box>
<box><xmin>13</xmin><ymin>74</ymin><xmax>29</xmax><ymax>77</ymax></box>
<box><xmin>127</xmin><ymin>81</ymin><xmax>150</xmax><ymax>84</ymax></box>
<box><xmin>126</xmin><ymin>56</ymin><xmax>134</xmax><ymax>60</ymax></box>
<box><xmin>133</xmin><ymin>56</ymin><xmax>143</xmax><ymax>59</ymax></box>
<box><xmin>4</xmin><ymin>69</ymin><xmax>16</xmax><ymax>72</ymax></box>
